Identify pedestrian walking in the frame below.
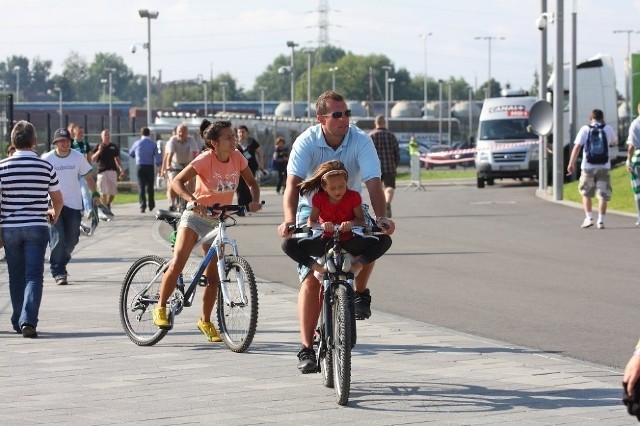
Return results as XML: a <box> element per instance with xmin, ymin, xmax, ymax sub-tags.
<box><xmin>566</xmin><ymin>109</ymin><xmax>618</xmax><ymax>229</ymax></box>
<box><xmin>369</xmin><ymin>114</ymin><xmax>399</xmax><ymax>218</ymax></box>
<box><xmin>91</xmin><ymin>129</ymin><xmax>125</xmax><ymax>210</ymax></box>
<box><xmin>626</xmin><ymin>104</ymin><xmax>640</xmax><ymax>226</ymax></box>
<box><xmin>42</xmin><ymin>128</ymin><xmax>100</xmax><ymax>285</ymax></box>
<box><xmin>0</xmin><ymin>121</ymin><xmax>63</xmax><ymax>337</ymax></box>
<box><xmin>129</xmin><ymin>127</ymin><xmax>162</xmax><ymax>213</ymax></box>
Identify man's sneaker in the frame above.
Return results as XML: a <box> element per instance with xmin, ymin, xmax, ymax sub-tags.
<box><xmin>54</xmin><ymin>275</ymin><xmax>68</xmax><ymax>285</ymax></box>
<box><xmin>581</xmin><ymin>217</ymin><xmax>594</xmax><ymax>228</ymax></box>
<box><xmin>354</xmin><ymin>288</ymin><xmax>372</xmax><ymax>320</ymax></box>
<box><xmin>152</xmin><ymin>307</ymin><xmax>170</xmax><ymax>328</ymax></box>
<box><xmin>597</xmin><ymin>222</ymin><xmax>605</xmax><ymax>229</ymax></box>
<box><xmin>197</xmin><ymin>319</ymin><xmax>223</xmax><ymax>342</ymax></box>
<box><xmin>21</xmin><ymin>324</ymin><xmax>37</xmax><ymax>338</ymax></box>
<box><xmin>635</xmin><ymin>218</ymin><xmax>640</xmax><ymax>226</ymax></box>
<box><xmin>297</xmin><ymin>346</ymin><xmax>317</xmax><ymax>374</ymax></box>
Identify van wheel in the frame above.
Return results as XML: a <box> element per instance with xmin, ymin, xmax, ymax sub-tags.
<box><xmin>477</xmin><ymin>177</ymin><xmax>485</xmax><ymax>188</ymax></box>
<box><xmin>487</xmin><ymin>178</ymin><xmax>495</xmax><ymax>186</ymax></box>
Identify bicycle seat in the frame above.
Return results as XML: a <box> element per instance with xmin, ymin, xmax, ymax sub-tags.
<box><xmin>156</xmin><ymin>209</ymin><xmax>182</xmax><ymax>222</ymax></box>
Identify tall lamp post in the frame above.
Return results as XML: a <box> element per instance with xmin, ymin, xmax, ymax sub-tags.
<box><xmin>48</xmin><ymin>86</ymin><xmax>62</xmax><ymax>128</ymax></box>
<box><xmin>197</xmin><ymin>74</ymin><xmax>208</xmax><ymax>116</ymax></box>
<box><xmin>382</xmin><ymin>65</ymin><xmax>392</xmax><ymax>121</ymax></box>
<box><xmin>13</xmin><ymin>65</ymin><xmax>20</xmax><ymax>102</ymax></box>
<box><xmin>286</xmin><ymin>41</ymin><xmax>298</xmax><ymax>118</ymax></box>
<box><xmin>419</xmin><ymin>32</ymin><xmax>432</xmax><ymax>117</ymax></box>
<box><xmin>259</xmin><ymin>86</ymin><xmax>267</xmax><ymax>116</ymax></box>
<box><xmin>329</xmin><ymin>66</ymin><xmax>339</xmax><ymax>91</ymax></box>
<box><xmin>438</xmin><ymin>79</ymin><xmax>443</xmax><ymax>143</ymax></box>
<box><xmin>304</xmin><ymin>48</ymin><xmax>315</xmax><ymax>118</ymax></box>
<box><xmin>105</xmin><ymin>68</ymin><xmax>116</xmax><ymax>134</ymax></box>
<box><xmin>220</xmin><ymin>82</ymin><xmax>228</xmax><ymax>113</ymax></box>
<box><xmin>473</xmin><ymin>36</ymin><xmax>505</xmax><ymax>98</ymax></box>
<box><xmin>138</xmin><ymin>9</ymin><xmax>159</xmax><ymax>126</ymax></box>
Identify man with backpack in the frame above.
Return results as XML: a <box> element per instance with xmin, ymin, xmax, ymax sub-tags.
<box><xmin>567</xmin><ymin>109</ymin><xmax>618</xmax><ymax>229</ymax></box>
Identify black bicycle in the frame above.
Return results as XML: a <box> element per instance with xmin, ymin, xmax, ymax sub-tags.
<box><xmin>291</xmin><ymin>225</ymin><xmax>382</xmax><ymax>405</ymax></box>
<box><xmin>119</xmin><ymin>203</ymin><xmax>258</xmax><ymax>352</ymax></box>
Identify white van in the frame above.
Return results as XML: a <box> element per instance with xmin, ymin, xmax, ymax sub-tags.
<box><xmin>475</xmin><ymin>93</ymin><xmax>540</xmax><ymax>188</ymax></box>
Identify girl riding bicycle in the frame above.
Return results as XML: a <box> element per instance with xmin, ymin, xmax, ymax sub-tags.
<box><xmin>282</xmin><ymin>160</ymin><xmax>391</xmax><ymax>277</ymax></box>
<box><xmin>153</xmin><ymin>119</ymin><xmax>262</xmax><ymax>342</ymax></box>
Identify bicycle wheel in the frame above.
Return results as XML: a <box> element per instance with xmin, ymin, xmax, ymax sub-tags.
<box><xmin>332</xmin><ymin>284</ymin><xmax>353</xmax><ymax>406</ymax></box>
<box><xmin>119</xmin><ymin>255</ymin><xmax>169</xmax><ymax>346</ymax></box>
<box><xmin>216</xmin><ymin>255</ymin><xmax>258</xmax><ymax>353</ymax></box>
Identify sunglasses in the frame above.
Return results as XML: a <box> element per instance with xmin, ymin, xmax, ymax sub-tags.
<box><xmin>322</xmin><ymin>109</ymin><xmax>352</xmax><ymax>119</ymax></box>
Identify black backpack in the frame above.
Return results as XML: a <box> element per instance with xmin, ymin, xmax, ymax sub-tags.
<box><xmin>585</xmin><ymin>123</ymin><xmax>608</xmax><ymax>164</ymax></box>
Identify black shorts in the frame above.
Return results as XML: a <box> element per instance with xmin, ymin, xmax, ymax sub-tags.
<box><xmin>381</xmin><ymin>172</ymin><xmax>396</xmax><ymax>189</ymax></box>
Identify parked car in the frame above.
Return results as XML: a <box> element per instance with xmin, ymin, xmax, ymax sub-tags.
<box><xmin>449</xmin><ymin>141</ymin><xmax>475</xmax><ymax>169</ymax></box>
<box><xmin>398</xmin><ymin>140</ymin><xmax>431</xmax><ymax>166</ymax></box>
<box><xmin>423</xmin><ymin>144</ymin><xmax>457</xmax><ymax>169</ymax></box>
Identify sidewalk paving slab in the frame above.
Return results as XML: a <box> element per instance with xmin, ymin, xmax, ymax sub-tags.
<box><xmin>0</xmin><ymin>198</ymin><xmax>629</xmax><ymax>425</ymax></box>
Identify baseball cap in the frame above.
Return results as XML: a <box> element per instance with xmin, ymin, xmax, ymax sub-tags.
<box><xmin>53</xmin><ymin>128</ymin><xmax>71</xmax><ymax>143</ymax></box>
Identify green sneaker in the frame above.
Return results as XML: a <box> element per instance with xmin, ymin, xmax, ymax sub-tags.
<box><xmin>152</xmin><ymin>307</ymin><xmax>170</xmax><ymax>328</ymax></box>
<box><xmin>197</xmin><ymin>319</ymin><xmax>223</xmax><ymax>342</ymax></box>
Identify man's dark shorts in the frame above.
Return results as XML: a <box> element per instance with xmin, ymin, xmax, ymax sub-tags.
<box><xmin>381</xmin><ymin>172</ymin><xmax>396</xmax><ymax>189</ymax></box>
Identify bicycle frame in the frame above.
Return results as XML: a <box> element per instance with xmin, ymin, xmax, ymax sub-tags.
<box><xmin>152</xmin><ymin>204</ymin><xmax>248</xmax><ymax>321</ymax></box>
<box><xmin>318</xmin><ymin>228</ymin><xmax>358</xmax><ymax>355</ymax></box>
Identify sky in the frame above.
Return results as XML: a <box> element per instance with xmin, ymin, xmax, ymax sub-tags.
<box><xmin>2</xmin><ymin>0</ymin><xmax>640</xmax><ymax>97</ymax></box>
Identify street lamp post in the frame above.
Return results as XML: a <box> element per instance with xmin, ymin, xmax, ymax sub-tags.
<box><xmin>220</xmin><ymin>82</ymin><xmax>228</xmax><ymax>113</ymax></box>
<box><xmin>473</xmin><ymin>36</ymin><xmax>505</xmax><ymax>98</ymax></box>
<box><xmin>438</xmin><ymin>80</ymin><xmax>443</xmax><ymax>143</ymax></box>
<box><xmin>448</xmin><ymin>83</ymin><xmax>452</xmax><ymax>145</ymax></box>
<box><xmin>468</xmin><ymin>87</ymin><xmax>473</xmax><ymax>143</ymax></box>
<box><xmin>13</xmin><ymin>65</ymin><xmax>20</xmax><ymax>102</ymax></box>
<box><xmin>382</xmin><ymin>65</ymin><xmax>392</xmax><ymax>121</ymax></box>
<box><xmin>329</xmin><ymin>66</ymin><xmax>339</xmax><ymax>92</ymax></box>
<box><xmin>197</xmin><ymin>74</ymin><xmax>208</xmax><ymax>116</ymax></box>
<box><xmin>105</xmin><ymin>68</ymin><xmax>116</xmax><ymax>134</ymax></box>
<box><xmin>419</xmin><ymin>32</ymin><xmax>432</xmax><ymax>117</ymax></box>
<box><xmin>138</xmin><ymin>9</ymin><xmax>159</xmax><ymax>126</ymax></box>
<box><xmin>304</xmin><ymin>48</ymin><xmax>315</xmax><ymax>118</ymax></box>
<box><xmin>286</xmin><ymin>41</ymin><xmax>299</xmax><ymax>119</ymax></box>
<box><xmin>259</xmin><ymin>86</ymin><xmax>267</xmax><ymax>117</ymax></box>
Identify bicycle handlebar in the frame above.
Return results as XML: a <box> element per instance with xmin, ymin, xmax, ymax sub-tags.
<box><xmin>186</xmin><ymin>200</ymin><xmax>266</xmax><ymax>215</ymax></box>
<box><xmin>288</xmin><ymin>224</ymin><xmax>383</xmax><ymax>239</ymax></box>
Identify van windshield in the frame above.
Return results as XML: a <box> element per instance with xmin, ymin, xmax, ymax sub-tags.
<box><xmin>478</xmin><ymin>119</ymin><xmax>537</xmax><ymax>141</ymax></box>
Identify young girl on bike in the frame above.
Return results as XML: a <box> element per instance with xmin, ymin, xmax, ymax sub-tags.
<box><xmin>153</xmin><ymin>119</ymin><xmax>262</xmax><ymax>342</ymax></box>
<box><xmin>282</xmin><ymin>160</ymin><xmax>391</xmax><ymax>276</ymax></box>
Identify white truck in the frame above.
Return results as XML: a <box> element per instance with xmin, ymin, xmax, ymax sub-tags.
<box><xmin>547</xmin><ymin>53</ymin><xmax>619</xmax><ymax>163</ymax></box>
<box><xmin>475</xmin><ymin>53</ymin><xmax>619</xmax><ymax>189</ymax></box>
<box><xmin>475</xmin><ymin>93</ymin><xmax>540</xmax><ymax>188</ymax></box>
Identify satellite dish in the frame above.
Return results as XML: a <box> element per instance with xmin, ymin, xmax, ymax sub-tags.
<box><xmin>528</xmin><ymin>100</ymin><xmax>553</xmax><ymax>136</ymax></box>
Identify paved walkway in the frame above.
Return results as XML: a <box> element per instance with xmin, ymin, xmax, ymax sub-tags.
<box><xmin>0</xmin><ymin>194</ymin><xmax>629</xmax><ymax>425</ymax></box>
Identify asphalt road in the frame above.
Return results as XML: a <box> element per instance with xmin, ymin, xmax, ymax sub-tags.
<box><xmin>174</xmin><ymin>179</ymin><xmax>638</xmax><ymax>371</ymax></box>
